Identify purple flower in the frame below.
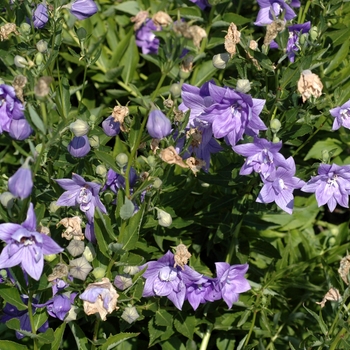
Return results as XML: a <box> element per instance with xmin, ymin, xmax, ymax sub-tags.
<box><xmin>189</xmin><ymin>0</ymin><xmax>211</xmax><ymax>10</ymax></box>
<box><xmin>33</xmin><ymin>3</ymin><xmax>49</xmax><ymax>29</ymax></box>
<box><xmin>140</xmin><ymin>251</ymin><xmax>206</xmax><ymax>310</ymax></box>
<box><xmin>1</xmin><ymin>295</ymin><xmax>49</xmax><ymax>339</ymax></box>
<box><xmin>254</xmin><ymin>0</ymin><xmax>298</xmax><ymax>26</ymax></box>
<box><xmin>0</xmin><ymin>203</ymin><xmax>63</xmax><ymax>280</ymax></box>
<box><xmin>135</xmin><ymin>19</ymin><xmax>160</xmax><ymax>55</ymax></box>
<box><xmin>147</xmin><ymin>110</ymin><xmax>172</xmax><ymax>139</ymax></box>
<box><xmin>270</xmin><ymin>22</ymin><xmax>311</xmax><ymax>62</ymax></box>
<box><xmin>102</xmin><ymin>115</ymin><xmax>120</xmax><ymax>136</ymax></box>
<box><xmin>56</xmin><ymin>173</ymin><xmax>107</xmax><ymax>223</ymax></box>
<box><xmin>256</xmin><ymin>157</ymin><xmax>305</xmax><ymax>214</ymax></box>
<box><xmin>215</xmin><ymin>263</ymin><xmax>251</xmax><ymax>309</ymax></box>
<box><xmin>233</xmin><ymin>137</ymin><xmax>287</xmax><ymax>178</ymax></box>
<box><xmin>70</xmin><ymin>0</ymin><xmax>98</xmax><ymax>20</ymax></box>
<box><xmin>8</xmin><ymin>161</ymin><xmax>33</xmax><ymax>199</ymax></box>
<box><xmin>8</xmin><ymin>118</ymin><xmax>33</xmax><ymax>140</ymax></box>
<box><xmin>186</xmin><ymin>278</ymin><xmax>221</xmax><ymax>310</ymax></box>
<box><xmin>330</xmin><ymin>99</ymin><xmax>350</xmax><ymax>130</ymax></box>
<box><xmin>0</xmin><ymin>84</ymin><xmax>25</xmax><ymax>134</ymax></box>
<box><xmin>67</xmin><ymin>135</ymin><xmax>91</xmax><ymax>158</ymax></box>
<box><xmin>301</xmin><ymin>163</ymin><xmax>350</xmax><ymax>212</ymax></box>
<box><xmin>103</xmin><ymin>168</ymin><xmax>138</xmax><ymax>194</ymax></box>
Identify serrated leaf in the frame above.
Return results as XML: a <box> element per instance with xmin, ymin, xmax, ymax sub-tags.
<box><xmin>120</xmin><ymin>197</ymin><xmax>135</xmax><ymax>220</ymax></box>
<box><xmin>0</xmin><ymin>285</ymin><xmax>27</xmax><ymax>311</ymax></box>
<box><xmin>100</xmin><ymin>332</ymin><xmax>139</xmax><ymax>350</ymax></box>
<box><xmin>94</xmin><ymin>211</ymin><xmax>115</xmax><ymax>258</ymax></box>
<box><xmin>303</xmin><ymin>305</ymin><xmax>328</xmax><ymax>335</ymax></box>
<box><xmin>27</xmin><ymin>104</ymin><xmax>46</xmax><ymax>134</ymax></box>
<box><xmin>155</xmin><ymin>309</ymin><xmax>173</xmax><ymax>327</ymax></box>
<box><xmin>304</xmin><ymin>138</ymin><xmax>343</xmax><ymax>160</ymax></box>
<box><xmin>174</xmin><ymin>314</ymin><xmax>196</xmax><ymax>340</ymax></box>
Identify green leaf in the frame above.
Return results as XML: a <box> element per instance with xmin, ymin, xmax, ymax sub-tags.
<box><xmin>114</xmin><ymin>1</ymin><xmax>140</xmax><ymax>15</ymax></box>
<box><xmin>251</xmin><ymin>239</ymin><xmax>282</xmax><ymax>259</ymax></box>
<box><xmin>55</xmin><ymin>76</ymin><xmax>71</xmax><ymax>118</ymax></box>
<box><xmin>304</xmin><ymin>138</ymin><xmax>343</xmax><ymax>160</ymax></box>
<box><xmin>221</xmin><ymin>13</ymin><xmax>251</xmax><ymax>25</ymax></box>
<box><xmin>191</xmin><ymin>60</ymin><xmax>217</xmax><ymax>86</ymax></box>
<box><xmin>69</xmin><ymin>322</ymin><xmax>90</xmax><ymax>350</ymax></box>
<box><xmin>0</xmin><ymin>285</ymin><xmax>27</xmax><ymax>311</ymax></box>
<box><xmin>324</xmin><ymin>40</ymin><xmax>349</xmax><ymax>75</ymax></box>
<box><xmin>168</xmin><ymin>7</ymin><xmax>203</xmax><ymax>21</ymax></box>
<box><xmin>0</xmin><ymin>340</ymin><xmax>28</xmax><ymax>350</ymax></box>
<box><xmin>27</xmin><ymin>104</ymin><xmax>46</xmax><ymax>134</ymax></box>
<box><xmin>51</xmin><ymin>322</ymin><xmax>66</xmax><ymax>350</ymax></box>
<box><xmin>303</xmin><ymin>305</ymin><xmax>328</xmax><ymax>336</ymax></box>
<box><xmin>94</xmin><ymin>150</ymin><xmax>119</xmax><ymax>172</ymax></box>
<box><xmin>94</xmin><ymin>211</ymin><xmax>115</xmax><ymax>258</ymax></box>
<box><xmin>326</xmin><ymin>27</ymin><xmax>350</xmax><ymax>47</ymax></box>
<box><xmin>100</xmin><ymin>332</ymin><xmax>139</xmax><ymax>350</ymax></box>
<box><xmin>155</xmin><ymin>309</ymin><xmax>173</xmax><ymax>327</ymax></box>
<box><xmin>120</xmin><ymin>36</ymin><xmax>139</xmax><ymax>85</ymax></box>
<box><xmin>174</xmin><ymin>314</ymin><xmax>196</xmax><ymax>340</ymax></box>
<box><xmin>120</xmin><ymin>197</ymin><xmax>135</xmax><ymax>220</ymax></box>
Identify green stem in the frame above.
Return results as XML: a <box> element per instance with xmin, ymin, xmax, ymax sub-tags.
<box><xmin>225</xmin><ymin>219</ymin><xmax>243</xmax><ymax>264</ymax></box>
<box><xmin>40</xmin><ymin>100</ymin><xmax>48</xmax><ymax>131</ymax></box>
<box><xmin>28</xmin><ymin>292</ymin><xmax>38</xmax><ymax>350</ymax></box>
<box><xmin>150</xmin><ymin>71</ymin><xmax>168</xmax><ymax>101</ymax></box>
<box><xmin>91</xmin><ymin>318</ymin><xmax>101</xmax><ymax>350</ymax></box>
<box><xmin>329</xmin><ymin>327</ymin><xmax>347</xmax><ymax>350</ymax></box>
<box><xmin>244</xmin><ymin>294</ymin><xmax>260</xmax><ymax>347</ymax></box>
<box><xmin>77</xmin><ymin>64</ymin><xmax>88</xmax><ymax>113</ymax></box>
<box><xmin>199</xmin><ymin>325</ymin><xmax>213</xmax><ymax>350</ymax></box>
<box><xmin>299</xmin><ymin>0</ymin><xmax>312</xmax><ymax>24</ymax></box>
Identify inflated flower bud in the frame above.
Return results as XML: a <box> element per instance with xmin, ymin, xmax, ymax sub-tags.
<box><xmin>272</xmin><ymin>135</ymin><xmax>280</xmax><ymax>143</ymax></box>
<box><xmin>36</xmin><ymin>39</ymin><xmax>48</xmax><ymax>53</ymax></box>
<box><xmin>0</xmin><ymin>192</ymin><xmax>15</xmax><ymax>209</ymax></box>
<box><xmin>14</xmin><ymin>55</ymin><xmax>28</xmax><ymax>68</ymax></box>
<box><xmin>96</xmin><ymin>164</ymin><xmax>107</xmax><ymax>177</ymax></box>
<box><xmin>20</xmin><ymin>23</ymin><xmax>31</xmax><ymax>35</ymax></box>
<box><xmin>69</xmin><ymin>119</ymin><xmax>90</xmax><ymax>137</ymax></box>
<box><xmin>35</xmin><ymin>52</ymin><xmax>44</xmax><ymax>66</ymax></box>
<box><xmin>9</xmin><ymin>119</ymin><xmax>33</xmax><ymax>140</ymax></box>
<box><xmin>83</xmin><ymin>244</ymin><xmax>95</xmax><ymax>262</ymax></box>
<box><xmin>70</xmin><ymin>0</ymin><xmax>98</xmax><ymax>20</ymax></box>
<box><xmin>116</xmin><ymin>153</ymin><xmax>128</xmax><ymax>168</ymax></box>
<box><xmin>64</xmin><ymin>305</ymin><xmax>79</xmax><ymax>322</ymax></box>
<box><xmin>44</xmin><ymin>254</ymin><xmax>57</xmax><ymax>262</ymax></box>
<box><xmin>170</xmin><ymin>83</ymin><xmax>181</xmax><ymax>98</ymax></box>
<box><xmin>146</xmin><ymin>110</ymin><xmax>172</xmax><ymax>139</ymax></box>
<box><xmin>212</xmin><ymin>53</ymin><xmax>230</xmax><ymax>69</ymax></box>
<box><xmin>270</xmin><ymin>119</ymin><xmax>282</xmax><ymax>133</ymax></box>
<box><xmin>156</xmin><ymin>208</ymin><xmax>172</xmax><ymax>227</ymax></box>
<box><xmin>321</xmin><ymin>149</ymin><xmax>330</xmax><ymax>163</ymax></box>
<box><xmin>67</xmin><ymin>135</ymin><xmax>91</xmax><ymax>158</ymax></box>
<box><xmin>8</xmin><ymin>158</ymin><xmax>33</xmax><ymax>199</ymax></box>
<box><xmin>310</xmin><ymin>26</ymin><xmax>318</xmax><ymax>41</ymax></box>
<box><xmin>33</xmin><ymin>3</ymin><xmax>49</xmax><ymax>29</ymax></box>
<box><xmin>121</xmin><ymin>306</ymin><xmax>139</xmax><ymax>324</ymax></box>
<box><xmin>153</xmin><ymin>178</ymin><xmax>162</xmax><ymax>189</ymax></box>
<box><xmin>49</xmin><ymin>201</ymin><xmax>60</xmax><ymax>213</ymax></box>
<box><xmin>92</xmin><ymin>267</ymin><xmax>106</xmax><ymax>279</ymax></box>
<box><xmin>88</xmin><ymin>135</ymin><xmax>99</xmax><ymax>148</ymax></box>
<box><xmin>236</xmin><ymin>79</ymin><xmax>251</xmax><ymax>93</ymax></box>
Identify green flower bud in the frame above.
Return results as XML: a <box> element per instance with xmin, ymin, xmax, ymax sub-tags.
<box><xmin>89</xmin><ymin>114</ymin><xmax>97</xmax><ymax>123</ymax></box>
<box><xmin>69</xmin><ymin>119</ymin><xmax>90</xmax><ymax>137</ymax></box>
<box><xmin>36</xmin><ymin>39</ymin><xmax>48</xmax><ymax>53</ymax></box>
<box><xmin>310</xmin><ymin>26</ymin><xmax>318</xmax><ymax>41</ymax></box>
<box><xmin>170</xmin><ymin>83</ymin><xmax>181</xmax><ymax>99</ymax></box>
<box><xmin>96</xmin><ymin>164</ymin><xmax>107</xmax><ymax>177</ymax></box>
<box><xmin>14</xmin><ymin>55</ymin><xmax>28</xmax><ymax>68</ymax></box>
<box><xmin>44</xmin><ymin>254</ymin><xmax>57</xmax><ymax>262</ymax></box>
<box><xmin>64</xmin><ymin>306</ymin><xmax>79</xmax><ymax>323</ymax></box>
<box><xmin>157</xmin><ymin>208</ymin><xmax>172</xmax><ymax>227</ymax></box>
<box><xmin>321</xmin><ymin>149</ymin><xmax>330</xmax><ymax>163</ymax></box>
<box><xmin>35</xmin><ymin>52</ymin><xmax>44</xmax><ymax>66</ymax></box>
<box><xmin>103</xmin><ymin>192</ymin><xmax>114</xmax><ymax>204</ymax></box>
<box><xmin>92</xmin><ymin>267</ymin><xmax>106</xmax><ymax>279</ymax></box>
<box><xmin>20</xmin><ymin>23</ymin><xmax>31</xmax><ymax>35</ymax></box>
<box><xmin>0</xmin><ymin>192</ymin><xmax>15</xmax><ymax>209</ymax></box>
<box><xmin>270</xmin><ymin>119</ymin><xmax>282</xmax><ymax>133</ymax></box>
<box><xmin>88</xmin><ymin>135</ymin><xmax>99</xmax><ymax>148</ymax></box>
<box><xmin>116</xmin><ymin>153</ymin><xmax>128</xmax><ymax>168</ymax></box>
<box><xmin>83</xmin><ymin>244</ymin><xmax>95</xmax><ymax>262</ymax></box>
<box><xmin>299</xmin><ymin>33</ymin><xmax>308</xmax><ymax>45</ymax></box>
<box><xmin>153</xmin><ymin>178</ymin><xmax>162</xmax><ymax>189</ymax></box>
<box><xmin>179</xmin><ymin>70</ymin><xmax>191</xmax><ymax>80</ymax></box>
<box><xmin>0</xmin><ymin>269</ymin><xmax>8</xmax><ymax>279</ymax></box>
<box><xmin>328</xmin><ymin>237</ymin><xmax>336</xmax><ymax>246</ymax></box>
<box><xmin>212</xmin><ymin>53</ymin><xmax>230</xmax><ymax>69</ymax></box>
<box><xmin>272</xmin><ymin>135</ymin><xmax>280</xmax><ymax>143</ymax></box>
<box><xmin>49</xmin><ymin>201</ymin><xmax>60</xmax><ymax>213</ymax></box>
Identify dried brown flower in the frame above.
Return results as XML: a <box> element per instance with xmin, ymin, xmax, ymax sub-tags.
<box><xmin>112</xmin><ymin>105</ymin><xmax>129</xmax><ymax>132</ymax></box>
<box><xmin>150</xmin><ymin>138</ymin><xmax>160</xmax><ymax>154</ymax></box>
<box><xmin>34</xmin><ymin>76</ymin><xmax>53</xmax><ymax>98</ymax></box>
<box><xmin>174</xmin><ymin>244</ymin><xmax>191</xmax><ymax>270</ymax></box>
<box><xmin>249</xmin><ymin>40</ymin><xmax>258</xmax><ymax>50</ymax></box>
<box><xmin>188</xmin><ymin>25</ymin><xmax>207</xmax><ymax>48</ymax></box>
<box><xmin>173</xmin><ymin>108</ymin><xmax>184</xmax><ymax>122</ymax></box>
<box><xmin>0</xmin><ymin>23</ymin><xmax>19</xmax><ymax>41</ymax></box>
<box><xmin>130</xmin><ymin>11</ymin><xmax>149</xmax><ymax>30</ymax></box>
<box><xmin>152</xmin><ymin>11</ymin><xmax>172</xmax><ymax>27</ymax></box>
<box><xmin>186</xmin><ymin>128</ymin><xmax>202</xmax><ymax>148</ymax></box>
<box><xmin>48</xmin><ymin>263</ymin><xmax>69</xmax><ymax>282</ymax></box>
<box><xmin>224</xmin><ymin>23</ymin><xmax>241</xmax><ymax>58</ymax></box>
<box><xmin>37</xmin><ymin>225</ymin><xmax>50</xmax><ymax>235</ymax></box>
<box><xmin>186</xmin><ymin>157</ymin><xmax>206</xmax><ymax>176</ymax></box>
<box><xmin>181</xmin><ymin>55</ymin><xmax>194</xmax><ymax>73</ymax></box>
<box><xmin>159</xmin><ymin>146</ymin><xmax>188</xmax><ymax>168</ymax></box>
<box><xmin>57</xmin><ymin>216</ymin><xmax>84</xmax><ymax>241</ymax></box>
<box><xmin>13</xmin><ymin>75</ymin><xmax>27</xmax><ymax>103</ymax></box>
<box><xmin>339</xmin><ymin>254</ymin><xmax>350</xmax><ymax>285</ymax></box>
<box><xmin>264</xmin><ymin>19</ymin><xmax>285</xmax><ymax>46</ymax></box>
<box><xmin>297</xmin><ymin>70</ymin><xmax>323</xmax><ymax>103</ymax></box>
<box><xmin>316</xmin><ymin>287</ymin><xmax>341</xmax><ymax>308</ymax></box>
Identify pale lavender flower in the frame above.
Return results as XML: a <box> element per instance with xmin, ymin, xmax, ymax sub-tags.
<box><xmin>233</xmin><ymin>137</ymin><xmax>287</xmax><ymax>178</ymax></box>
<box><xmin>257</xmin><ymin>157</ymin><xmax>305</xmax><ymax>214</ymax></box>
<box><xmin>140</xmin><ymin>251</ymin><xmax>206</xmax><ymax>310</ymax></box>
<box><xmin>189</xmin><ymin>0</ymin><xmax>211</xmax><ymax>10</ymax></box>
<box><xmin>330</xmin><ymin>99</ymin><xmax>350</xmax><ymax>130</ymax></box>
<box><xmin>70</xmin><ymin>0</ymin><xmax>98</xmax><ymax>20</ymax></box>
<box><xmin>254</xmin><ymin>0</ymin><xmax>298</xmax><ymax>26</ymax></box>
<box><xmin>270</xmin><ymin>22</ymin><xmax>311</xmax><ymax>62</ymax></box>
<box><xmin>135</xmin><ymin>19</ymin><xmax>160</xmax><ymax>55</ymax></box>
<box><xmin>8</xmin><ymin>160</ymin><xmax>33</xmax><ymax>199</ymax></box>
<box><xmin>1</xmin><ymin>295</ymin><xmax>49</xmax><ymax>339</ymax></box>
<box><xmin>102</xmin><ymin>168</ymin><xmax>138</xmax><ymax>194</ymax></box>
<box><xmin>55</xmin><ymin>173</ymin><xmax>106</xmax><ymax>223</ymax></box>
<box><xmin>8</xmin><ymin>118</ymin><xmax>33</xmax><ymax>140</ymax></box>
<box><xmin>0</xmin><ymin>203</ymin><xmax>63</xmax><ymax>280</ymax></box>
<box><xmin>102</xmin><ymin>115</ymin><xmax>120</xmax><ymax>136</ymax></box>
<box><xmin>147</xmin><ymin>110</ymin><xmax>171</xmax><ymax>139</ymax></box>
<box><xmin>215</xmin><ymin>263</ymin><xmax>251</xmax><ymax>309</ymax></box>
<box><xmin>301</xmin><ymin>163</ymin><xmax>350</xmax><ymax>212</ymax></box>
<box><xmin>67</xmin><ymin>135</ymin><xmax>91</xmax><ymax>158</ymax></box>
<box><xmin>33</xmin><ymin>3</ymin><xmax>49</xmax><ymax>29</ymax></box>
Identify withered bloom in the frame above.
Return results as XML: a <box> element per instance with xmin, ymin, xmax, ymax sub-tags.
<box><xmin>0</xmin><ymin>23</ymin><xmax>19</xmax><ymax>41</ymax></box>
<box><xmin>130</xmin><ymin>10</ymin><xmax>149</xmax><ymax>30</ymax></box>
<box><xmin>79</xmin><ymin>278</ymin><xmax>119</xmax><ymax>321</ymax></box>
<box><xmin>173</xmin><ymin>244</ymin><xmax>191</xmax><ymax>270</ymax></box>
<box><xmin>159</xmin><ymin>146</ymin><xmax>188</xmax><ymax>168</ymax></box>
<box><xmin>188</xmin><ymin>25</ymin><xmax>207</xmax><ymax>48</ymax></box>
<box><xmin>316</xmin><ymin>287</ymin><xmax>341</xmax><ymax>308</ymax></box>
<box><xmin>264</xmin><ymin>19</ymin><xmax>285</xmax><ymax>46</ymax></box>
<box><xmin>48</xmin><ymin>263</ymin><xmax>69</xmax><ymax>282</ymax></box>
<box><xmin>13</xmin><ymin>75</ymin><xmax>27</xmax><ymax>103</ymax></box>
<box><xmin>297</xmin><ymin>70</ymin><xmax>323</xmax><ymax>102</ymax></box>
<box><xmin>339</xmin><ymin>254</ymin><xmax>350</xmax><ymax>285</ymax></box>
<box><xmin>152</xmin><ymin>11</ymin><xmax>172</xmax><ymax>27</ymax></box>
<box><xmin>112</xmin><ymin>105</ymin><xmax>129</xmax><ymax>132</ymax></box>
<box><xmin>57</xmin><ymin>216</ymin><xmax>84</xmax><ymax>241</ymax></box>
<box><xmin>186</xmin><ymin>157</ymin><xmax>206</xmax><ymax>176</ymax></box>
<box><xmin>224</xmin><ymin>23</ymin><xmax>241</xmax><ymax>58</ymax></box>
<box><xmin>34</xmin><ymin>76</ymin><xmax>53</xmax><ymax>98</ymax></box>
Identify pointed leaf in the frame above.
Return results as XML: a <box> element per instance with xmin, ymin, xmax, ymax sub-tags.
<box><xmin>100</xmin><ymin>332</ymin><xmax>139</xmax><ymax>350</ymax></box>
<box><xmin>0</xmin><ymin>285</ymin><xmax>27</xmax><ymax>310</ymax></box>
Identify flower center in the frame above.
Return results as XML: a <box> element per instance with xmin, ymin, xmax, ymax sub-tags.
<box><xmin>327</xmin><ymin>175</ymin><xmax>338</xmax><ymax>187</ymax></box>
<box><xmin>340</xmin><ymin>108</ymin><xmax>350</xmax><ymax>120</ymax></box>
<box><xmin>278</xmin><ymin>178</ymin><xmax>286</xmax><ymax>190</ymax></box>
<box><xmin>159</xmin><ymin>266</ymin><xmax>177</xmax><ymax>282</ymax></box>
<box><xmin>77</xmin><ymin>186</ymin><xmax>92</xmax><ymax>212</ymax></box>
<box><xmin>20</xmin><ymin>236</ymin><xmax>36</xmax><ymax>246</ymax></box>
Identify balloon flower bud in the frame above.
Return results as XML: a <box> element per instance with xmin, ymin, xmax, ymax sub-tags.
<box><xmin>156</xmin><ymin>208</ymin><xmax>172</xmax><ymax>227</ymax></box>
<box><xmin>0</xmin><ymin>192</ymin><xmax>15</xmax><ymax>209</ymax></box>
<box><xmin>8</xmin><ymin>158</ymin><xmax>33</xmax><ymax>200</ymax></box>
<box><xmin>212</xmin><ymin>53</ymin><xmax>230</xmax><ymax>69</ymax></box>
<box><xmin>236</xmin><ymin>79</ymin><xmax>251</xmax><ymax>93</ymax></box>
<box><xmin>32</xmin><ymin>3</ymin><xmax>49</xmax><ymax>29</ymax></box>
<box><xmin>14</xmin><ymin>55</ymin><xmax>28</xmax><ymax>68</ymax></box>
<box><xmin>146</xmin><ymin>110</ymin><xmax>172</xmax><ymax>139</ymax></box>
<box><xmin>67</xmin><ymin>135</ymin><xmax>91</xmax><ymax>158</ymax></box>
<box><xmin>36</xmin><ymin>39</ymin><xmax>48</xmax><ymax>53</ymax></box>
<box><xmin>270</xmin><ymin>119</ymin><xmax>282</xmax><ymax>134</ymax></box>
<box><xmin>69</xmin><ymin>119</ymin><xmax>90</xmax><ymax>137</ymax></box>
<box><xmin>116</xmin><ymin>153</ymin><xmax>128</xmax><ymax>168</ymax></box>
<box><xmin>70</xmin><ymin>0</ymin><xmax>98</xmax><ymax>20</ymax></box>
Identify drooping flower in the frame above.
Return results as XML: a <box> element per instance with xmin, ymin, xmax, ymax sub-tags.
<box><xmin>330</xmin><ymin>99</ymin><xmax>350</xmax><ymax>131</ymax></box>
<box><xmin>8</xmin><ymin>118</ymin><xmax>33</xmax><ymax>140</ymax></box>
<box><xmin>214</xmin><ymin>262</ymin><xmax>251</xmax><ymax>309</ymax></box>
<box><xmin>79</xmin><ymin>277</ymin><xmax>119</xmax><ymax>321</ymax></box>
<box><xmin>233</xmin><ymin>137</ymin><xmax>287</xmax><ymax>178</ymax></box>
<box><xmin>135</xmin><ymin>19</ymin><xmax>160</xmax><ymax>55</ymax></box>
<box><xmin>254</xmin><ymin>0</ymin><xmax>299</xmax><ymax>26</ymax></box>
<box><xmin>70</xmin><ymin>0</ymin><xmax>98</xmax><ymax>20</ymax></box>
<box><xmin>8</xmin><ymin>159</ymin><xmax>33</xmax><ymax>199</ymax></box>
<box><xmin>270</xmin><ymin>22</ymin><xmax>311</xmax><ymax>62</ymax></box>
<box><xmin>139</xmin><ymin>251</ymin><xmax>206</xmax><ymax>310</ymax></box>
<box><xmin>1</xmin><ymin>295</ymin><xmax>49</xmax><ymax>339</ymax></box>
<box><xmin>301</xmin><ymin>163</ymin><xmax>350</xmax><ymax>212</ymax></box>
<box><xmin>67</xmin><ymin>135</ymin><xmax>91</xmax><ymax>158</ymax></box>
<box><xmin>102</xmin><ymin>115</ymin><xmax>120</xmax><ymax>137</ymax></box>
<box><xmin>147</xmin><ymin>110</ymin><xmax>172</xmax><ymax>139</ymax></box>
<box><xmin>56</xmin><ymin>173</ymin><xmax>106</xmax><ymax>223</ymax></box>
<box><xmin>33</xmin><ymin>3</ymin><xmax>49</xmax><ymax>29</ymax></box>
<box><xmin>0</xmin><ymin>203</ymin><xmax>63</xmax><ymax>280</ymax></box>
<box><xmin>256</xmin><ymin>157</ymin><xmax>305</xmax><ymax>214</ymax></box>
